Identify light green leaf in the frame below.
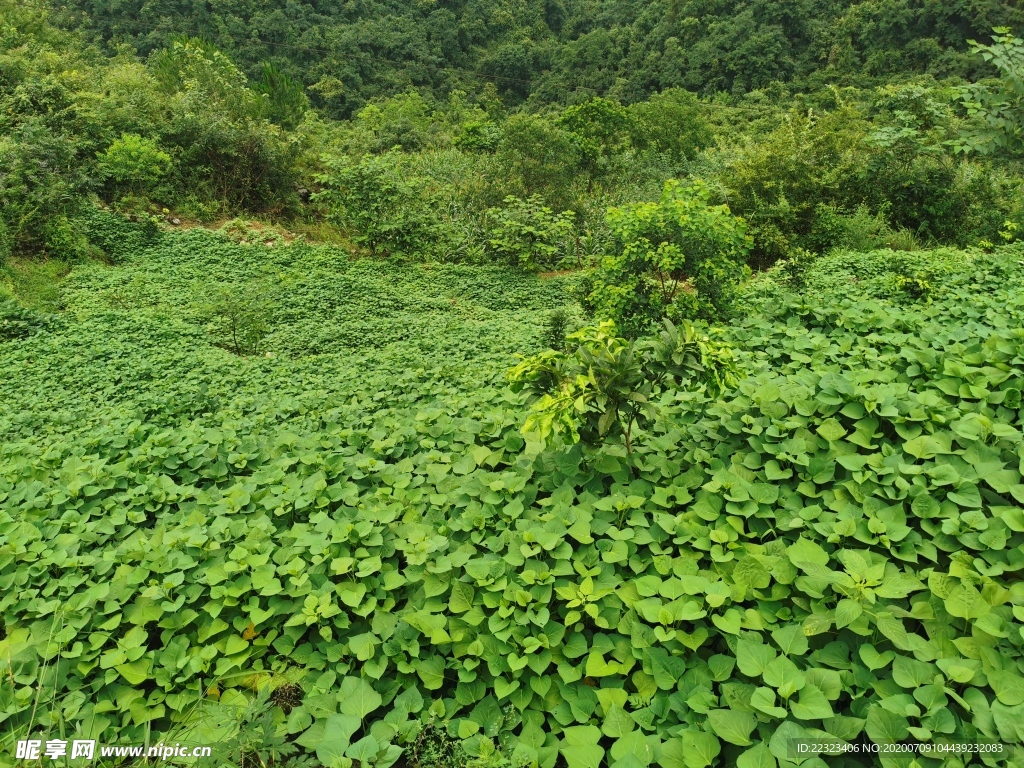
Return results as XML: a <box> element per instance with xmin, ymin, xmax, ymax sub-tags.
<box><xmin>115</xmin><ymin>659</ymin><xmax>152</xmax><ymax>685</ymax></box>
<box><xmin>834</xmin><ymin>599</ymin><xmax>862</xmax><ymax>629</ymax></box>
<box><xmin>786</xmin><ymin>538</ymin><xmax>829</xmax><ymax>568</ymax></box>
<box><xmin>736</xmin><ymin>640</ymin><xmax>777</xmax><ymax>677</ymax></box>
<box><xmin>944</xmin><ymin>583</ymin><xmax>991</xmax><ymax>619</ymax></box>
<box><xmin>749</xmin><ymin>687</ymin><xmax>788</xmax><ymax>719</ymax></box>
<box><xmin>762</xmin><ymin>656</ymin><xmax>806</xmax><ymax>699</ymax></box>
<box><xmin>860</xmin><ymin>647</ymin><xmax>892</xmax><ymax>671</ymax></box>
<box><xmin>602</xmin><ymin>704</ymin><xmax>636</xmax><ymax>737</ymax></box>
<box><xmin>338</xmin><ymin>677</ymin><xmax>382</xmax><ymax>718</ymax></box>
<box><xmin>771</xmin><ymin>624</ymin><xmax>809</xmax><ymax>656</ymax></box>
<box><xmin>416</xmin><ymin>657</ymin><xmax>446</xmax><ymax>690</ymax></box>
<box><xmin>989</xmin><ymin>673</ymin><xmax>1024</xmax><ymax>706</ymax></box>
<box><xmin>681</xmin><ymin>730</ymin><xmax>721</xmax><ymax>768</ymax></box>
<box><xmin>891</xmin><ymin>656</ymin><xmax>937</xmax><ymax>689</ymax></box>
<box><xmin>560</xmin><ymin>726</ymin><xmax>604</xmax><ymax>768</ymax></box>
<box><xmin>790</xmin><ymin>683</ymin><xmax>833</xmax><ymax>721</ymax></box>
<box><xmin>816</xmin><ymin>419</ymin><xmax>846</xmax><ymax>442</ymax></box>
<box><xmin>865</xmin><ymin>706</ymin><xmax>909</xmax><ymax>743</ymax></box>
<box><xmin>448</xmin><ymin>582</ymin><xmax>475</xmax><ymax>613</ymax></box>
<box><xmin>346</xmin><ymin>735</ymin><xmax>380</xmax><ymax>761</ymax></box>
<box><xmin>707</xmin><ymin>709</ymin><xmax>756</xmax><ymax>746</ymax></box>
<box><xmin>736</xmin><ymin>743</ymin><xmax>776</xmax><ymax>768</ymax></box>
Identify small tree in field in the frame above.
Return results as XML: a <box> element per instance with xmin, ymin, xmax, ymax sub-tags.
<box><xmin>485</xmin><ymin>195</ymin><xmax>576</xmax><ymax>272</ymax></box>
<box><xmin>508</xmin><ymin>319</ymin><xmax>739</xmax><ymax>453</ymax></box>
<box><xmin>312</xmin><ymin>153</ymin><xmax>434</xmax><ymax>258</ymax></box>
<box><xmin>581</xmin><ymin>179</ymin><xmax>751</xmax><ymax>337</ymax></box>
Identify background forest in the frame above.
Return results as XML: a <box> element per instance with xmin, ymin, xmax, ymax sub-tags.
<box><xmin>6</xmin><ymin>1</ymin><xmax>1024</xmax><ymax>768</ymax></box>
<box><xmin>3</xmin><ymin>0</ymin><xmax>1024</xmax><ymax>281</ymax></box>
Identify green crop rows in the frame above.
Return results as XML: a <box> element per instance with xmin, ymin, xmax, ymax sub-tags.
<box><xmin>4</xmin><ymin>230</ymin><xmax>1024</xmax><ymax>768</ymax></box>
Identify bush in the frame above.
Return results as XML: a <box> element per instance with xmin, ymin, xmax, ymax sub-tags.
<box><xmin>455</xmin><ymin>121</ymin><xmax>501</xmax><ymax>153</ymax></box>
<box><xmin>779</xmin><ymin>247</ymin><xmax>818</xmax><ymax>289</ymax></box>
<box><xmin>557</xmin><ymin>98</ymin><xmax>634</xmax><ymax>175</ymax></box>
<box><xmin>203</xmin><ymin>284</ymin><xmax>274</xmax><ymax>355</ymax></box>
<box><xmin>153</xmin><ymin>37</ymin><xmax>303</xmax><ymax>211</ymax></box>
<box><xmin>485</xmin><ymin>196</ymin><xmax>576</xmax><ymax>272</ymax></box>
<box><xmin>720</xmin><ymin>107</ymin><xmax>872</xmax><ymax>266</ymax></box>
<box><xmin>0</xmin><ymin>123</ymin><xmax>92</xmax><ymax>259</ymax></box>
<box><xmin>97</xmin><ymin>133</ymin><xmax>171</xmax><ymax>201</ymax></box>
<box><xmin>509</xmin><ymin>318</ymin><xmax>739</xmax><ymax>452</ymax></box>
<box><xmin>956</xmin><ymin>28</ymin><xmax>1024</xmax><ymax>157</ymax></box>
<box><xmin>495</xmin><ymin>113</ymin><xmax>585</xmax><ymax>211</ymax></box>
<box><xmin>313</xmin><ymin>153</ymin><xmax>436</xmax><ymax>258</ymax></box>
<box><xmin>255</xmin><ymin>62</ymin><xmax>309</xmax><ymax>130</ymax></box>
<box><xmin>581</xmin><ymin>180</ymin><xmax>751</xmax><ymax>336</ymax></box>
<box><xmin>542</xmin><ymin>309</ymin><xmax>573</xmax><ymax>350</ymax></box>
<box><xmin>628</xmin><ymin>88</ymin><xmax>712</xmax><ymax>162</ymax></box>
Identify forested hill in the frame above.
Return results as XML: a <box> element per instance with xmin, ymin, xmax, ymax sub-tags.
<box><xmin>62</xmin><ymin>0</ymin><xmax>1024</xmax><ymax>115</ymax></box>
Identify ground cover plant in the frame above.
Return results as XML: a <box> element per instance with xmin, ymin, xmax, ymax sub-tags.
<box><xmin>5</xmin><ymin>224</ymin><xmax>1024</xmax><ymax>767</ymax></box>
<box><xmin>6</xmin><ymin>1</ymin><xmax>1024</xmax><ymax>766</ymax></box>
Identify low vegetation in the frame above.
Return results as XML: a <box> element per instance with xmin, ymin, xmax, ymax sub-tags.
<box><xmin>5</xmin><ymin>218</ymin><xmax>1024</xmax><ymax>766</ymax></box>
<box><xmin>5</xmin><ymin>1</ymin><xmax>1024</xmax><ymax>766</ymax></box>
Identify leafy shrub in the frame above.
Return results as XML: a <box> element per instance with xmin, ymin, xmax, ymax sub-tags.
<box><xmin>542</xmin><ymin>309</ymin><xmax>573</xmax><ymax>351</ymax></box>
<box><xmin>39</xmin><ymin>214</ymin><xmax>91</xmax><ymax>262</ymax></box>
<box><xmin>256</xmin><ymin>62</ymin><xmax>309</xmax><ymax>131</ymax></box>
<box><xmin>882</xmin><ymin>253</ymin><xmax>960</xmax><ymax>301</ymax></box>
<box><xmin>455</xmin><ymin>121</ymin><xmax>501</xmax><ymax>153</ymax></box>
<box><xmin>581</xmin><ymin>180</ymin><xmax>751</xmax><ymax>336</ymax></box>
<box><xmin>495</xmin><ymin>113</ymin><xmax>584</xmax><ymax>211</ymax></box>
<box><xmin>153</xmin><ymin>37</ymin><xmax>303</xmax><ymax>212</ymax></box>
<box><xmin>509</xmin><ymin>319</ymin><xmax>739</xmax><ymax>452</ymax></box>
<box><xmin>485</xmin><ymin>196</ymin><xmax>576</xmax><ymax>272</ymax></box>
<box><xmin>0</xmin><ymin>124</ymin><xmax>92</xmax><ymax>260</ymax></box>
<box><xmin>203</xmin><ymin>284</ymin><xmax>274</xmax><ymax>355</ymax></box>
<box><xmin>314</xmin><ymin>153</ymin><xmax>436</xmax><ymax>258</ymax></box>
<box><xmin>557</xmin><ymin>98</ymin><xmax>634</xmax><ymax>174</ymax></box>
<box><xmin>779</xmin><ymin>248</ymin><xmax>817</xmax><ymax>290</ymax></box>
<box><xmin>213</xmin><ymin>686</ymin><xmax>312</xmax><ymax>768</ymax></box>
<box><xmin>804</xmin><ymin>203</ymin><xmax>905</xmax><ymax>255</ymax></box>
<box><xmin>721</xmin><ymin>107</ymin><xmax>872</xmax><ymax>266</ymax></box>
<box><xmin>350</xmin><ymin>91</ymin><xmax>435</xmax><ymax>153</ymax></box>
<box><xmin>96</xmin><ymin>132</ymin><xmax>172</xmax><ymax>200</ymax></box>
<box><xmin>1002</xmin><ymin>219</ymin><xmax>1021</xmax><ymax>244</ymax></box>
<box><xmin>627</xmin><ymin>89</ymin><xmax>712</xmax><ymax>162</ymax></box>
<box><xmin>0</xmin><ymin>218</ymin><xmax>10</xmax><ymax>263</ymax></box>
<box><xmin>956</xmin><ymin>28</ymin><xmax>1024</xmax><ymax>157</ymax></box>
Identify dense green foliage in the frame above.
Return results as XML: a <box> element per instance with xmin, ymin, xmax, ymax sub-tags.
<box><xmin>7</xmin><ymin>1</ymin><xmax>1024</xmax><ymax>766</ymax></box>
<box><xmin>957</xmin><ymin>29</ymin><xmax>1024</xmax><ymax>157</ymax></box>
<box><xmin>4</xmin><ymin>0</ymin><xmax>1024</xmax><ymax>271</ymax></box>
<box><xmin>508</xmin><ymin>319</ymin><xmax>739</xmax><ymax>452</ymax></box>
<box><xmin>60</xmin><ymin>0</ymin><xmax>1024</xmax><ymax>112</ymax></box>
<box><xmin>485</xmin><ymin>197</ymin><xmax>576</xmax><ymax>273</ymax></box>
<box><xmin>580</xmin><ymin>181</ymin><xmax>751</xmax><ymax>335</ymax></box>
<box><xmin>0</xmin><ymin>2</ymin><xmax>304</xmax><ymax>263</ymax></box>
<box><xmin>6</xmin><ymin>220</ymin><xmax>1024</xmax><ymax>766</ymax></box>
